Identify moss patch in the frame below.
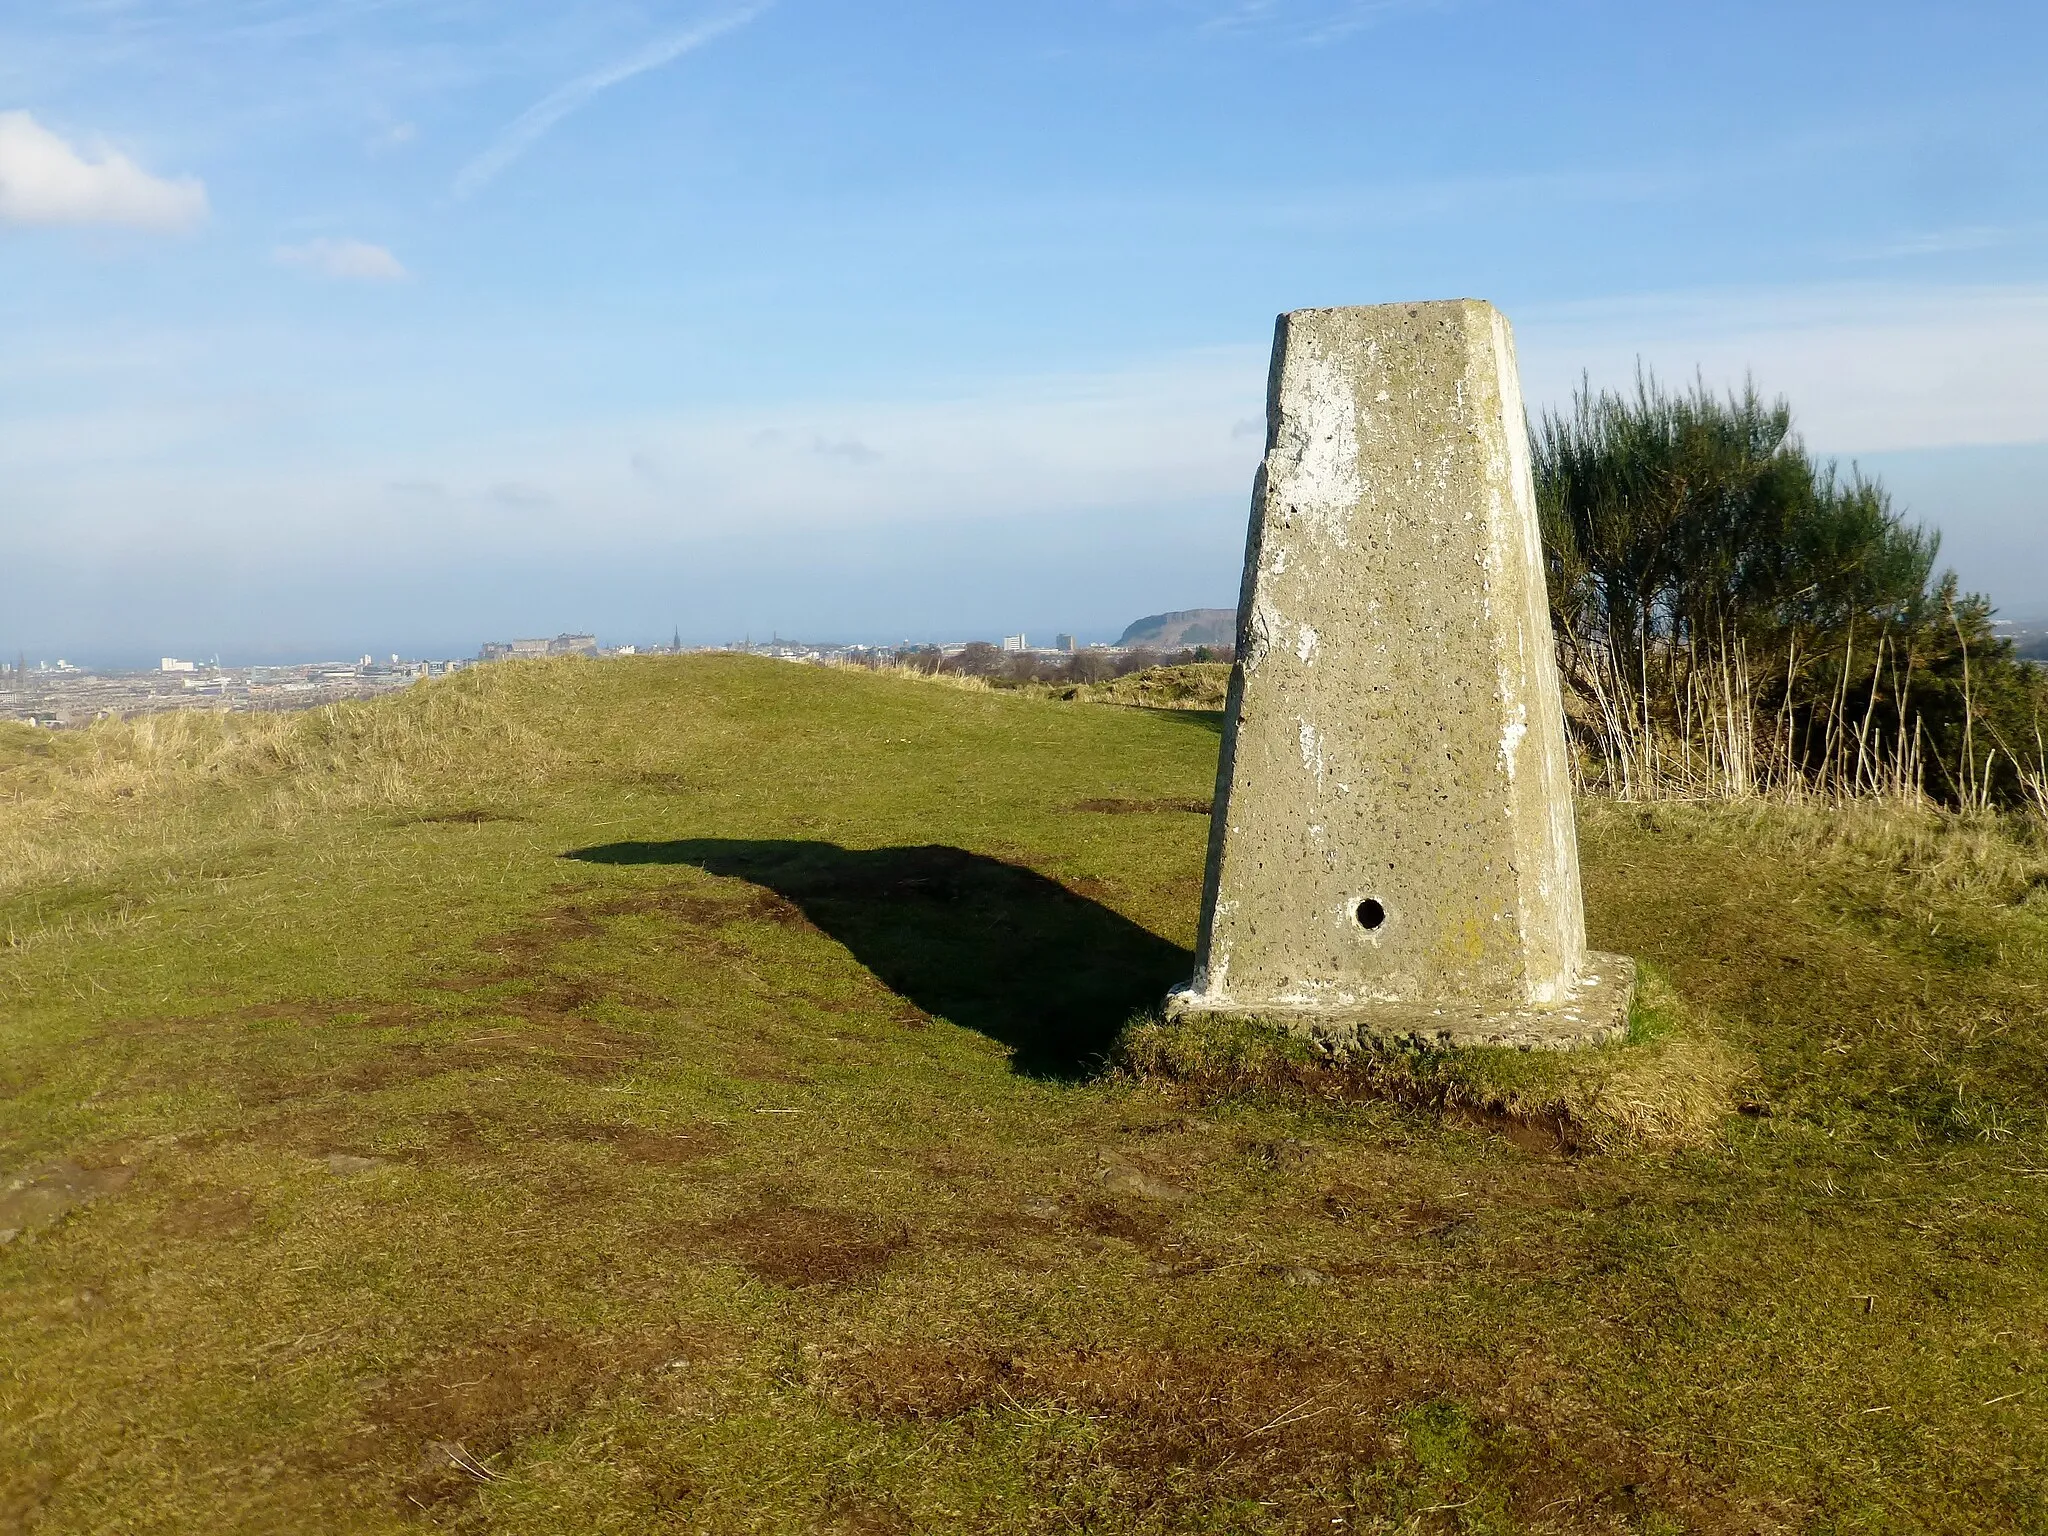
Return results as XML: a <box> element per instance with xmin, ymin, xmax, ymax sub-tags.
<box><xmin>1115</xmin><ymin>964</ymin><xmax>1747</xmax><ymax>1153</ymax></box>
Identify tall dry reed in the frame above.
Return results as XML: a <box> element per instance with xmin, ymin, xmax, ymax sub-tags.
<box><xmin>1567</xmin><ymin>634</ymin><xmax>1939</xmax><ymax>808</ymax></box>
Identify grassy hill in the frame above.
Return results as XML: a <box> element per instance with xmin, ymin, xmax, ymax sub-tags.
<box><xmin>1114</xmin><ymin>610</ymin><xmax>1236</xmax><ymax>650</ymax></box>
<box><xmin>2</xmin><ymin>656</ymin><xmax>2045</xmax><ymax>1535</ymax></box>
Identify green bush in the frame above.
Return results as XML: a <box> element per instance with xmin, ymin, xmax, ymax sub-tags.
<box><xmin>1534</xmin><ymin>371</ymin><xmax>2046</xmax><ymax>805</ymax></box>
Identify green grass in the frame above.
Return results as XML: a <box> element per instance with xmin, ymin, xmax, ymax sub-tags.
<box><xmin>2</xmin><ymin>655</ymin><xmax>2045</xmax><ymax>1534</ymax></box>
<box><xmin>1115</xmin><ymin>962</ymin><xmax>1747</xmax><ymax>1155</ymax></box>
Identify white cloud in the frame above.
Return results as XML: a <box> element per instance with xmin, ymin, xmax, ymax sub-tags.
<box><xmin>1513</xmin><ymin>284</ymin><xmax>2048</xmax><ymax>453</ymax></box>
<box><xmin>1199</xmin><ymin>0</ymin><xmax>1443</xmax><ymax>43</ymax></box>
<box><xmin>7</xmin><ymin>281</ymin><xmax>2048</xmax><ymax>641</ymax></box>
<box><xmin>7</xmin><ymin>285</ymin><xmax>2045</xmax><ymax>567</ymax></box>
<box><xmin>274</xmin><ymin>237</ymin><xmax>409</xmax><ymax>281</ymax></box>
<box><xmin>0</xmin><ymin>110</ymin><xmax>206</xmax><ymax>230</ymax></box>
<box><xmin>454</xmin><ymin>2</ymin><xmax>772</xmax><ymax>198</ymax></box>
<box><xmin>0</xmin><ymin>345</ymin><xmax>1264</xmax><ymax>556</ymax></box>
<box><xmin>1848</xmin><ymin>226</ymin><xmax>2013</xmax><ymax>261</ymax></box>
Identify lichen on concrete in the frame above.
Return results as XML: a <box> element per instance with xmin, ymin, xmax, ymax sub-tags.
<box><xmin>1169</xmin><ymin>299</ymin><xmax>1631</xmax><ymax>1050</ymax></box>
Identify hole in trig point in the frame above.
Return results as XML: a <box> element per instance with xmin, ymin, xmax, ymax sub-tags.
<box><xmin>1353</xmin><ymin>897</ymin><xmax>1387</xmax><ymax>932</ymax></box>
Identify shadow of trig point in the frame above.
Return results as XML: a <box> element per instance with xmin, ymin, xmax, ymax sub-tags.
<box><xmin>1166</xmin><ymin>300</ymin><xmax>1634</xmax><ymax>1051</ymax></box>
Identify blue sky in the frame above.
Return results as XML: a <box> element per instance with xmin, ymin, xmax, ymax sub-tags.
<box><xmin>3</xmin><ymin>0</ymin><xmax>2044</xmax><ymax>663</ymax></box>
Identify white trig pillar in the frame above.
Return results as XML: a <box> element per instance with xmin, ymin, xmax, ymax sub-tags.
<box><xmin>1168</xmin><ymin>300</ymin><xmax>1633</xmax><ymax>1050</ymax></box>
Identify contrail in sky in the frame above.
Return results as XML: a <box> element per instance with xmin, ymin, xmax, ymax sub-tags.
<box><xmin>455</xmin><ymin>3</ymin><xmax>772</xmax><ymax>199</ymax></box>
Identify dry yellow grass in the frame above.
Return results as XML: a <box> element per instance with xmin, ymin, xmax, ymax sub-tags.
<box><xmin>1046</xmin><ymin>662</ymin><xmax>1231</xmax><ymax>710</ymax></box>
<box><xmin>1116</xmin><ymin>963</ymin><xmax>1751</xmax><ymax>1156</ymax></box>
<box><xmin>824</xmin><ymin>659</ymin><xmax>994</xmax><ymax>691</ymax></box>
<box><xmin>819</xmin><ymin>660</ymin><xmax>1228</xmax><ymax>709</ymax></box>
<box><xmin>1447</xmin><ymin>967</ymin><xmax>1753</xmax><ymax>1152</ymax></box>
<box><xmin>1581</xmin><ymin>795</ymin><xmax>2048</xmax><ymax>904</ymax></box>
<box><xmin>0</xmin><ymin>661</ymin><xmax>572</xmax><ymax>899</ymax></box>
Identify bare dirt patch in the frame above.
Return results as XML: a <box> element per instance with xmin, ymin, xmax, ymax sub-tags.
<box><xmin>832</xmin><ymin>1342</ymin><xmax>1423</xmax><ymax>1481</ymax></box>
<box><xmin>511</xmin><ymin>976</ymin><xmax>603</xmax><ymax>1013</ymax></box>
<box><xmin>622</xmin><ymin>771</ymin><xmax>694</xmax><ymax>795</ymax></box>
<box><xmin>155</xmin><ymin>1187</ymin><xmax>255</xmax><ymax>1239</ymax></box>
<box><xmin>826</xmin><ymin>1342</ymin><xmax>1738</xmax><ymax>1533</ymax></box>
<box><xmin>586</xmin><ymin>887</ymin><xmax>812</xmax><ymax>930</ymax></box>
<box><xmin>406</xmin><ymin>1110</ymin><xmax>498</xmax><ymax>1161</ymax></box>
<box><xmin>0</xmin><ymin>1466</ymin><xmax>62</xmax><ymax>1534</ymax></box>
<box><xmin>1389</xmin><ymin>1198</ymin><xmax>1469</xmax><ymax>1239</ymax></box>
<box><xmin>729</xmin><ymin>1056</ymin><xmax>816</xmax><ymax>1088</ymax></box>
<box><xmin>452</xmin><ymin>889</ymin><xmax>816</xmax><ymax>993</ymax></box>
<box><xmin>1449</xmin><ymin>1103</ymin><xmax>1577</xmax><ymax>1157</ymax></box>
<box><xmin>236</xmin><ymin>1013</ymin><xmax>656</xmax><ymax>1106</ymax></box>
<box><xmin>701</xmin><ymin>1194</ymin><xmax>909</xmax><ymax>1288</ymax></box>
<box><xmin>381</xmin><ymin>1110</ymin><xmax>728</xmax><ymax>1169</ymax></box>
<box><xmin>1070</xmin><ymin>1197</ymin><xmax>1174</xmax><ymax>1246</ymax></box>
<box><xmin>343</xmin><ymin>1326</ymin><xmax>704</xmax><ymax>1509</ymax></box>
<box><xmin>387</xmin><ymin>1020</ymin><xmax>651</xmax><ymax>1086</ymax></box>
<box><xmin>477</xmin><ymin>909</ymin><xmax>606</xmax><ymax>972</ymax></box>
<box><xmin>314</xmin><ymin>1045</ymin><xmax>446</xmax><ymax>1096</ymax></box>
<box><xmin>555</xmin><ymin>1121</ymin><xmax>732</xmax><ymax>1166</ymax></box>
<box><xmin>817</xmin><ymin>1489</ymin><xmax>914</xmax><ymax>1535</ymax></box>
<box><xmin>327</xmin><ymin>1002</ymin><xmax>429</xmax><ymax>1031</ymax></box>
<box><xmin>484</xmin><ymin>1022</ymin><xmax>651</xmax><ymax>1083</ymax></box>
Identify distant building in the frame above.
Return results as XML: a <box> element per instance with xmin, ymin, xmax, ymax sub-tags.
<box><xmin>160</xmin><ymin>658</ymin><xmax>196</xmax><ymax>673</ymax></box>
<box><xmin>479</xmin><ymin>633</ymin><xmax>599</xmax><ymax>661</ymax></box>
<box><xmin>1001</xmin><ymin>634</ymin><xmax>1028</xmax><ymax>652</ymax></box>
<box><xmin>1054</xmin><ymin>634</ymin><xmax>1077</xmax><ymax>653</ymax></box>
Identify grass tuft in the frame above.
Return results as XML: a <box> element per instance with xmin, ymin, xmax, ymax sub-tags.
<box><xmin>1043</xmin><ymin>662</ymin><xmax>1231</xmax><ymax>710</ymax></box>
<box><xmin>0</xmin><ymin>660</ymin><xmax>572</xmax><ymax>899</ymax></box>
<box><xmin>1113</xmin><ymin>965</ymin><xmax>1748</xmax><ymax>1153</ymax></box>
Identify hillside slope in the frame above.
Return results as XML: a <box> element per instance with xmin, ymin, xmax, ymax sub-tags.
<box><xmin>2</xmin><ymin>656</ymin><xmax>2045</xmax><ymax>1535</ymax></box>
<box><xmin>1115</xmin><ymin>608</ymin><xmax>1235</xmax><ymax>649</ymax></box>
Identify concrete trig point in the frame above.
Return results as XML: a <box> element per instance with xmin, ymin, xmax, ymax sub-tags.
<box><xmin>1167</xmin><ymin>300</ymin><xmax>1634</xmax><ymax>1051</ymax></box>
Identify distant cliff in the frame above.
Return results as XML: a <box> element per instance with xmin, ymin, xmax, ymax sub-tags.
<box><xmin>1115</xmin><ymin>608</ymin><xmax>1236</xmax><ymax>649</ymax></box>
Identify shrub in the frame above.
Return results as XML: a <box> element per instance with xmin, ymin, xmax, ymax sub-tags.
<box><xmin>1063</xmin><ymin>649</ymin><xmax>1118</xmax><ymax>685</ymax></box>
<box><xmin>1534</xmin><ymin>371</ymin><xmax>2046</xmax><ymax>806</ymax></box>
<box><xmin>946</xmin><ymin>641</ymin><xmax>1004</xmax><ymax>678</ymax></box>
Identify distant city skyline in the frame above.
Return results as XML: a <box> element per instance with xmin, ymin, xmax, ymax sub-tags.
<box><xmin>4</xmin><ymin>2</ymin><xmax>2044</xmax><ymax>663</ymax></box>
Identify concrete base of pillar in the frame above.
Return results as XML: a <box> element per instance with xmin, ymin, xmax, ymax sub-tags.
<box><xmin>1163</xmin><ymin>952</ymin><xmax>1636</xmax><ymax>1054</ymax></box>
